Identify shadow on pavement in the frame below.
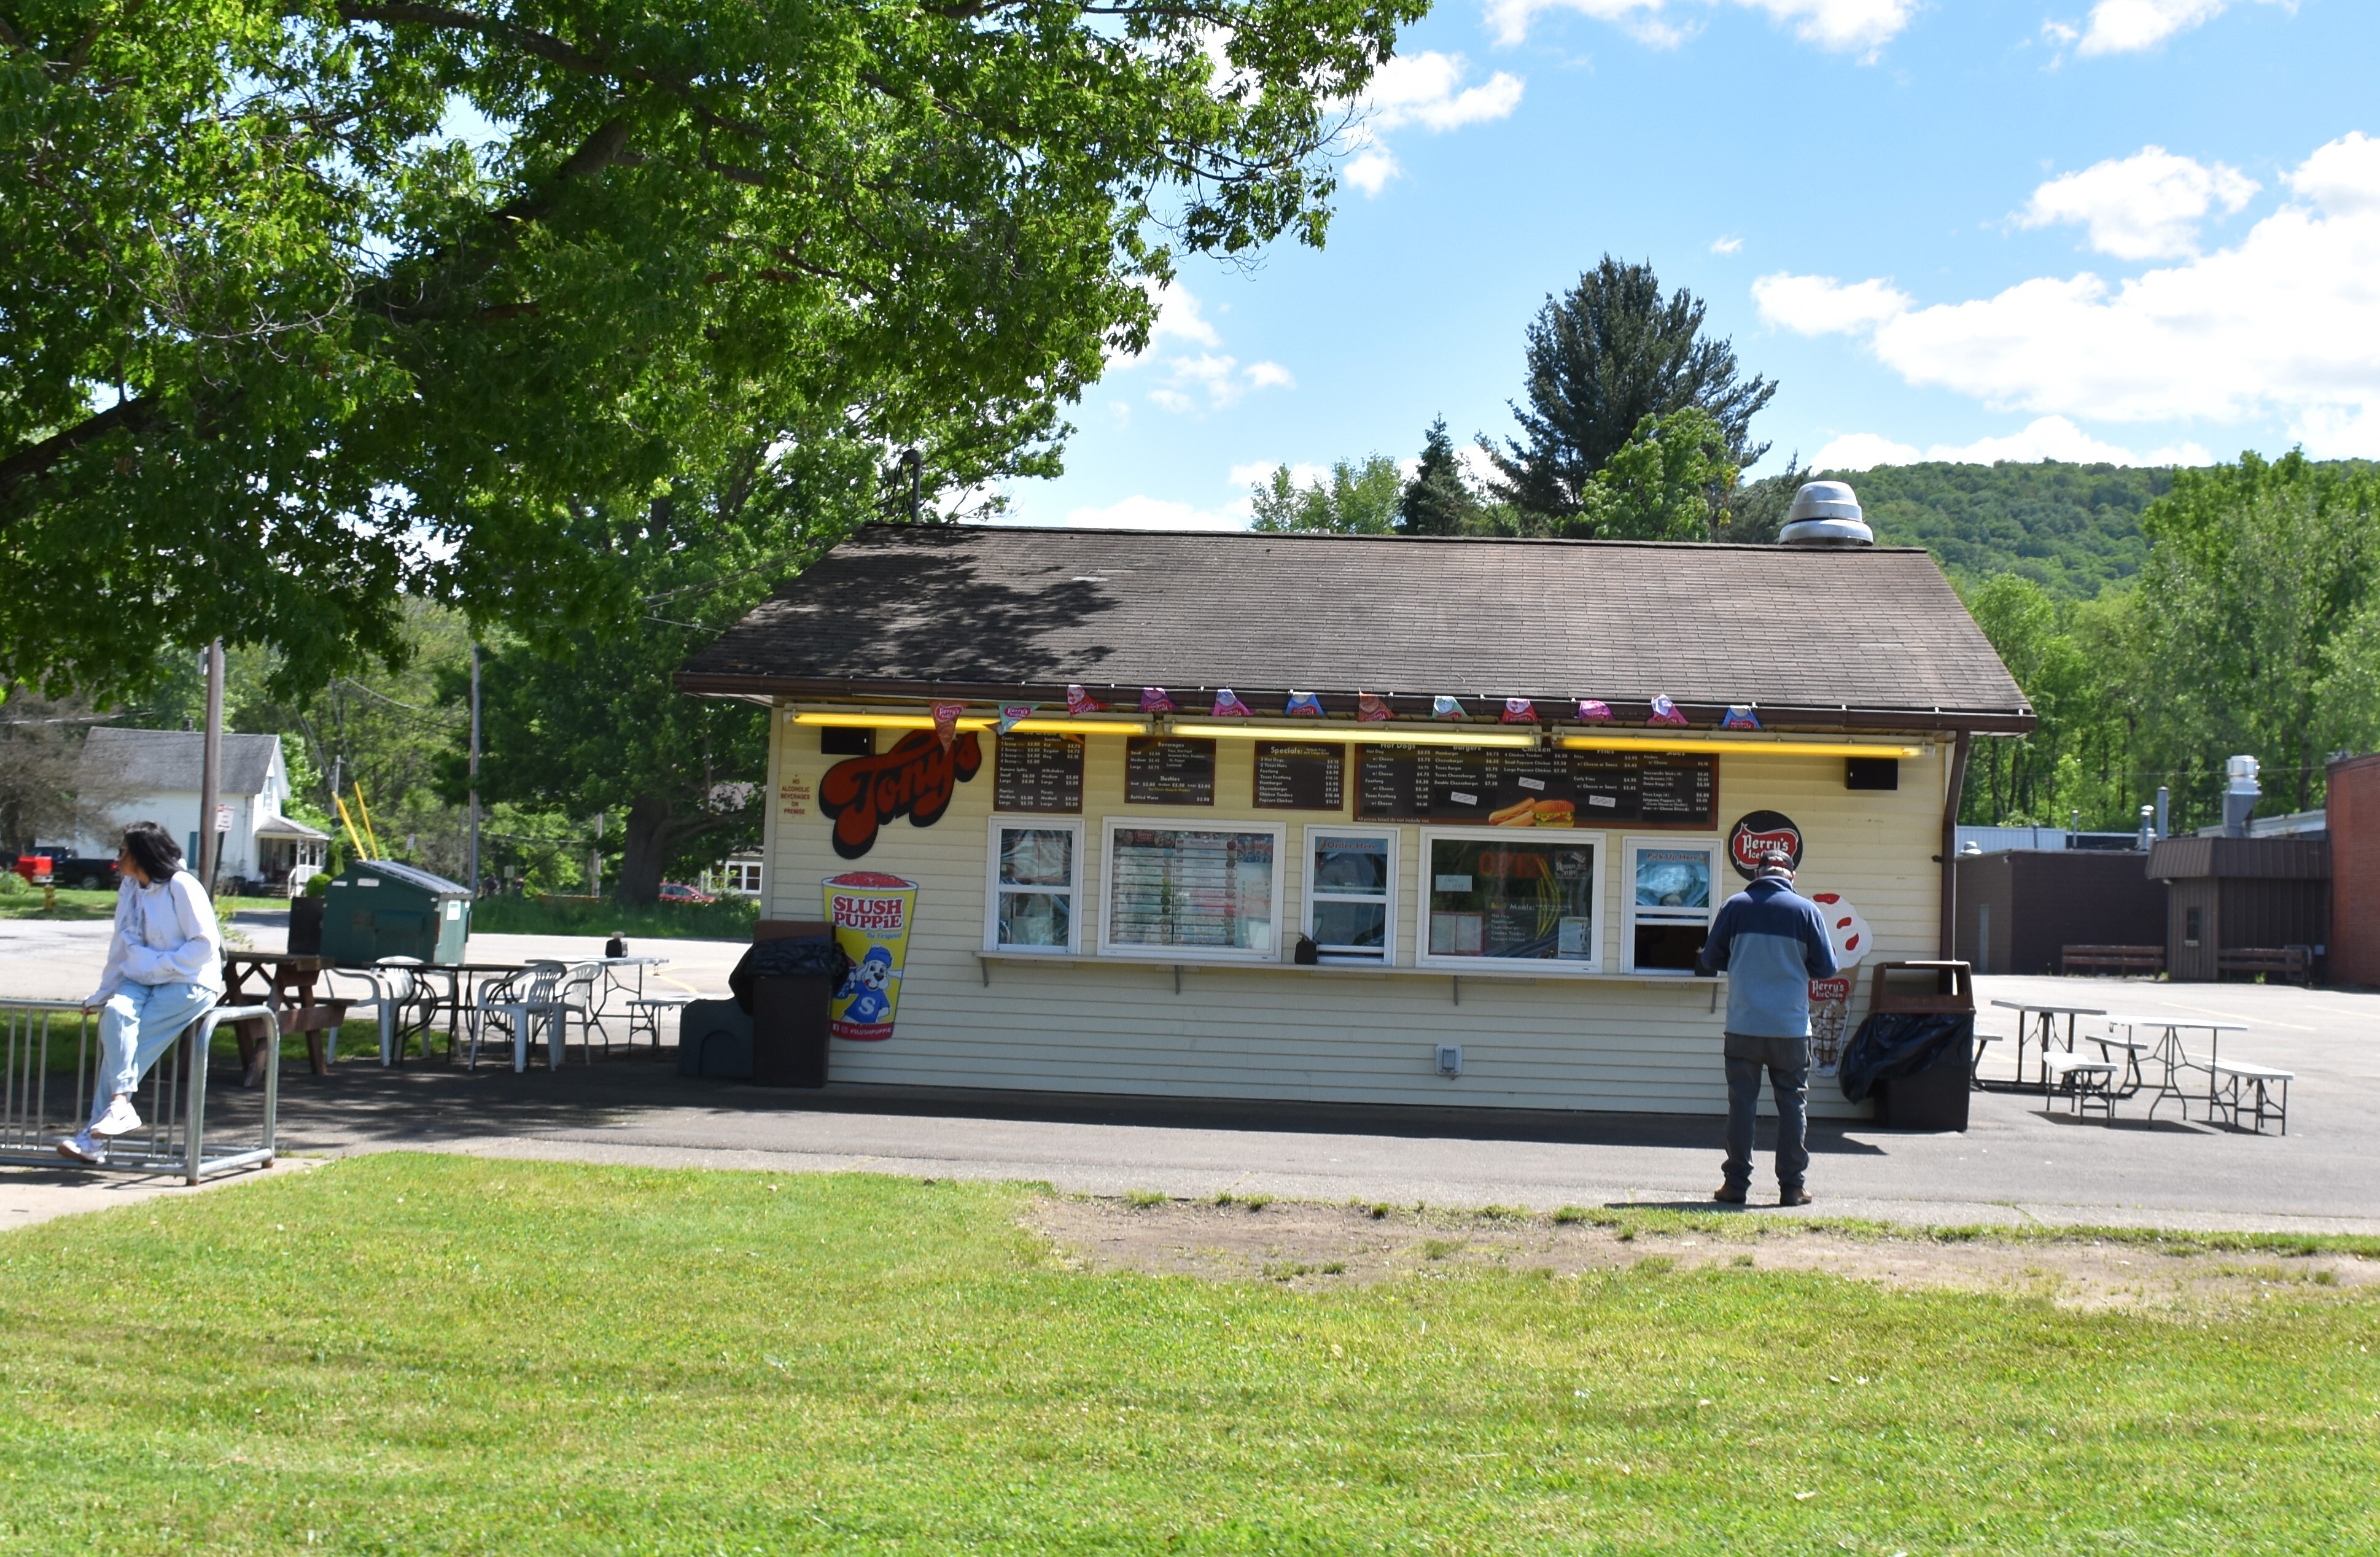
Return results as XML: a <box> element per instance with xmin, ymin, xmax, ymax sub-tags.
<box><xmin>200</xmin><ymin>1053</ymin><xmax>1891</xmax><ymax>1157</ymax></box>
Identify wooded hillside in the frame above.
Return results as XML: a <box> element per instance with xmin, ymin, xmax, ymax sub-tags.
<box><xmin>1813</xmin><ymin>461</ymin><xmax>2172</xmax><ymax>600</ymax></box>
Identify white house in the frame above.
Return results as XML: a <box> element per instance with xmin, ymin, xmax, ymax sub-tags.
<box><xmin>76</xmin><ymin>728</ymin><xmax>330</xmax><ymax>893</ymax></box>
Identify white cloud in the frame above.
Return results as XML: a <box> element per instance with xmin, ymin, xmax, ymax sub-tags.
<box><xmin>1813</xmin><ymin>417</ymin><xmax>2214</xmax><ymax>470</ymax></box>
<box><xmin>1751</xmin><ymin>273</ymin><xmax>1910</xmax><ymax>333</ymax></box>
<box><xmin>1344</xmin><ymin>150</ymin><xmax>1399</xmax><ymax>196</ymax></box>
<box><xmin>1709</xmin><ymin>235</ymin><xmax>1743</xmax><ymax>255</ymax></box>
<box><xmin>1487</xmin><ymin>0</ymin><xmax>1915</xmax><ymax>54</ymax></box>
<box><xmin>1154</xmin><ymin>351</ymin><xmax>1294</xmax><ymax>412</ymax></box>
<box><xmin>1342</xmin><ymin>52</ymin><xmax>1523</xmax><ymax>197</ymax></box>
<box><xmin>2069</xmin><ymin>0</ymin><xmax>2289</xmax><ymax>56</ymax></box>
<box><xmin>1059</xmin><ymin>494</ymin><xmax>1252</xmax><ymax>531</ymax></box>
<box><xmin>2016</xmin><ymin>146</ymin><xmax>2258</xmax><ymax>260</ymax></box>
<box><xmin>1754</xmin><ymin>133</ymin><xmax>2380</xmax><ymax>454</ymax></box>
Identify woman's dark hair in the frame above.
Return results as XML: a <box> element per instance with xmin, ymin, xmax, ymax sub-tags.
<box><xmin>120</xmin><ymin>821</ymin><xmax>184</xmax><ymax>883</ymax></box>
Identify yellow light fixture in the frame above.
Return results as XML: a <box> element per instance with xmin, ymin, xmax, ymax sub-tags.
<box><xmin>1167</xmin><ymin>719</ymin><xmax>1539</xmax><ymax>749</ymax></box>
<box><xmin>791</xmin><ymin>710</ymin><xmax>1152</xmax><ymax>736</ymax></box>
<box><xmin>1558</xmin><ymin>734</ymin><xmax>1924</xmax><ymax>758</ymax></box>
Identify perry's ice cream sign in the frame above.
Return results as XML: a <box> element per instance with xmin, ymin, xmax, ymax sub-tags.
<box><xmin>824</xmin><ymin>871</ymin><xmax>918</xmax><ymax>1041</ymax></box>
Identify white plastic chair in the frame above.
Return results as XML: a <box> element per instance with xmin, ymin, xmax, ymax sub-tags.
<box><xmin>555</xmin><ymin>961</ymin><xmax>609</xmax><ymax>1061</ymax></box>
<box><xmin>469</xmin><ymin>962</ymin><xmax>567</xmax><ymax>1072</ymax></box>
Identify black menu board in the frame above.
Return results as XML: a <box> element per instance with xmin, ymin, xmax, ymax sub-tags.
<box><xmin>1253</xmin><ymin>742</ymin><xmax>1345</xmax><ymax>810</ymax></box>
<box><xmin>994</xmin><ymin>733</ymin><xmax>1084</xmax><ymax>813</ymax></box>
<box><xmin>1125</xmin><ymin>737</ymin><xmax>1217</xmax><ymax>806</ymax></box>
<box><xmin>1356</xmin><ymin>745</ymin><xmax>1717</xmax><ymax>829</ymax></box>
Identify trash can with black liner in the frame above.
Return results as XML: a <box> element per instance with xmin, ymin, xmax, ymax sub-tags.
<box><xmin>730</xmin><ymin>926</ymin><xmax>844</xmax><ymax>1089</ymax></box>
<box><xmin>1838</xmin><ymin>1012</ymin><xmax>1974</xmax><ymax>1131</ymax></box>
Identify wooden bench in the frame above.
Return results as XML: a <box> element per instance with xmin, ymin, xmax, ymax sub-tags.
<box><xmin>2043</xmin><ymin>1053</ymin><xmax>2120</xmax><ymax>1123</ymax></box>
<box><xmin>2216</xmin><ymin>947</ymin><xmax>2311</xmax><ymax>986</ymax></box>
<box><xmin>2209</xmin><ymin>1059</ymin><xmax>2293</xmax><ymax>1135</ymax></box>
<box><xmin>2062</xmin><ymin>945</ymin><xmax>2165</xmax><ymax>977</ymax></box>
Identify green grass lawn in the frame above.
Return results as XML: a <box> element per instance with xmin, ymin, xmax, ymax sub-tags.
<box><xmin>0</xmin><ymin>886</ymin><xmax>290</xmax><ymax>923</ymax></box>
<box><xmin>2</xmin><ymin>1159</ymin><xmax>2376</xmax><ymax>1553</ymax></box>
<box><xmin>468</xmin><ymin>893</ymin><xmax>758</xmax><ymax>941</ymax></box>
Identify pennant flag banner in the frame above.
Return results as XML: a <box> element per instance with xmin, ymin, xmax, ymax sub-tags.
<box><xmin>1722</xmin><ymin>705</ymin><xmax>1762</xmax><ymax>730</ymax></box>
<box><xmin>1066</xmin><ymin>684</ymin><xmax>1106</xmax><ymax>715</ymax></box>
<box><xmin>1285</xmin><ymin>691</ymin><xmax>1325</xmax><ymax>718</ymax></box>
<box><xmin>1501</xmin><ymin>697</ymin><xmax>1536</xmax><ymax>724</ymax></box>
<box><xmin>1576</xmin><ymin>699</ymin><xmax>1614</xmax><ymax>724</ymax></box>
<box><xmin>1212</xmin><ymin>688</ymin><xmax>1254</xmax><ymax>718</ymax></box>
<box><xmin>1356</xmin><ymin>693</ymin><xmax>1393</xmax><ymax>723</ymax></box>
<box><xmin>1433</xmin><ymin>695</ymin><xmax>1468</xmax><ymax>721</ymax></box>
<box><xmin>1647</xmin><ymin>695</ymin><xmax>1690</xmax><ymax>727</ymax></box>
<box><xmin>1140</xmin><ymin>687</ymin><xmax>1176</xmax><ymax>715</ymax></box>
<box><xmin>931</xmin><ymin>701</ymin><xmax>966</xmax><ymax>750</ymax></box>
<box><xmin>996</xmin><ymin>704</ymin><xmax>1033</xmax><ymax>735</ymax></box>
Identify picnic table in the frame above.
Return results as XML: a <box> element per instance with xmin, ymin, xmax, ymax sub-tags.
<box><xmin>2098</xmin><ymin>1013</ymin><xmax>2250</xmax><ymax>1123</ymax></box>
<box><xmin>327</xmin><ymin>954</ymin><xmax>672</xmax><ymax>1064</ymax></box>
<box><xmin>1988</xmin><ymin>998</ymin><xmax>2107</xmax><ymax>1095</ymax></box>
<box><xmin>220</xmin><ymin>953</ymin><xmax>353</xmax><ymax>1082</ymax></box>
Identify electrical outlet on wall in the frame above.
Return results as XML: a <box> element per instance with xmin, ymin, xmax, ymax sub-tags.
<box><xmin>1435</xmin><ymin>1044</ymin><xmax>1463</xmax><ymax>1079</ymax></box>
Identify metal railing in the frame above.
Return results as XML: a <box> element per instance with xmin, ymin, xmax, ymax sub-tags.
<box><xmin>0</xmin><ymin>1000</ymin><xmax>279</xmax><ymax>1184</ymax></box>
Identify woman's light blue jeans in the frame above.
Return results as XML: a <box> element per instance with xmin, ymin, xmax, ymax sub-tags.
<box><xmin>95</xmin><ymin>982</ymin><xmax>218</xmax><ymax>1124</ymax></box>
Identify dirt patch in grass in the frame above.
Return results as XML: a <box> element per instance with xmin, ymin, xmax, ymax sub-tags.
<box><xmin>1032</xmin><ymin>1195</ymin><xmax>2380</xmax><ymax>1310</ymax></box>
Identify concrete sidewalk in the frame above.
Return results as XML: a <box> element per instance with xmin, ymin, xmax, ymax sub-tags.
<box><xmin>7</xmin><ymin>969</ymin><xmax>2374</xmax><ymax>1237</ymax></box>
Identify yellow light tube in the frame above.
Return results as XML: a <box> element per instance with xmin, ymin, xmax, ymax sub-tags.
<box><xmin>1559</xmin><ymin>735</ymin><xmax>1924</xmax><ymax>758</ymax></box>
<box><xmin>1167</xmin><ymin>720</ymin><xmax>1540</xmax><ymax>748</ymax></box>
<box><xmin>791</xmin><ymin>711</ymin><xmax>1152</xmax><ymax>736</ymax></box>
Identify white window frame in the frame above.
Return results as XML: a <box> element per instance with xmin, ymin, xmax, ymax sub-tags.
<box><xmin>1098</xmin><ymin>817</ymin><xmax>1286</xmax><ymax>963</ymax></box>
<box><xmin>1301</xmin><ymin>825</ymin><xmax>1399</xmax><ymax>966</ymax></box>
<box><xmin>983</xmin><ymin>815</ymin><xmax>1086</xmax><ymax>956</ymax></box>
<box><xmin>1414</xmin><ymin>827</ymin><xmax>1607</xmax><ymax>974</ymax></box>
<box><xmin>1621</xmin><ymin>834</ymin><xmax>1723</xmax><ymax>977</ymax></box>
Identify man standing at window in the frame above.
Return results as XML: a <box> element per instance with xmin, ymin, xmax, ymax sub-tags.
<box><xmin>1697</xmin><ymin>848</ymin><xmax>1838</xmax><ymax>1206</ymax></box>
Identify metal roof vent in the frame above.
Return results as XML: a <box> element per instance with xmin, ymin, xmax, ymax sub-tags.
<box><xmin>1779</xmin><ymin>480</ymin><xmax>1873</xmax><ymax>547</ymax></box>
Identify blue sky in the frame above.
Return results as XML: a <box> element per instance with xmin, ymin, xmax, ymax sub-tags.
<box><xmin>998</xmin><ymin>0</ymin><xmax>2379</xmax><ymax>529</ymax></box>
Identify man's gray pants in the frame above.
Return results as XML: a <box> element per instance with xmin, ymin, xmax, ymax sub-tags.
<box><xmin>1722</xmin><ymin>1033</ymin><xmax>1810</xmax><ymax>1192</ymax></box>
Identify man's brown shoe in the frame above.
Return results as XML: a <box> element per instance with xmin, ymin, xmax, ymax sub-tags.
<box><xmin>1713</xmin><ymin>1184</ymin><xmax>1748</xmax><ymax>1205</ymax></box>
<box><xmin>1779</xmin><ymin>1187</ymin><xmax>1813</xmax><ymax>1207</ymax></box>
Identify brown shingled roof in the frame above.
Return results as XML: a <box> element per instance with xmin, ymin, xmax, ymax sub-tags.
<box><xmin>677</xmin><ymin>525</ymin><xmax>2034</xmax><ymax>733</ymax></box>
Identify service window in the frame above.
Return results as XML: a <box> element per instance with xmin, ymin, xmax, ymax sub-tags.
<box><xmin>1417</xmin><ymin>829</ymin><xmax>1604</xmax><ymax>971</ymax></box>
<box><xmin>1624</xmin><ymin>837</ymin><xmax>1719</xmax><ymax>974</ymax></box>
<box><xmin>985</xmin><ymin>817</ymin><xmax>1084</xmax><ymax>954</ymax></box>
<box><xmin>1303</xmin><ymin>828</ymin><xmax>1397</xmax><ymax>965</ymax></box>
<box><xmin>1102</xmin><ymin>821</ymin><xmax>1283</xmax><ymax>960</ymax></box>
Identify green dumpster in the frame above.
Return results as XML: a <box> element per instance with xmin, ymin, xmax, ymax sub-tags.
<box><xmin>321</xmin><ymin>860</ymin><xmax>473</xmax><ymax>966</ymax></box>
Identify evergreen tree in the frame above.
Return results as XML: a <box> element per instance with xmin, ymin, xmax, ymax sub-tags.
<box><xmin>1398</xmin><ymin>417</ymin><xmax>1479</xmax><ymax>535</ymax></box>
<box><xmin>1484</xmin><ymin>257</ymin><xmax>1776</xmax><ymax>525</ymax></box>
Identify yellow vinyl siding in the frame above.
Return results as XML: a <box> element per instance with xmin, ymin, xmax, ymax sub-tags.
<box><xmin>765</xmin><ymin>713</ymin><xmax>1948</xmax><ymax>1117</ymax></box>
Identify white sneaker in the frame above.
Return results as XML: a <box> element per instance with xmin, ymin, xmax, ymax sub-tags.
<box><xmin>56</xmin><ymin>1131</ymin><xmax>107</xmax><ymax>1165</ymax></box>
<box><xmin>90</xmin><ymin>1096</ymin><xmax>142</xmax><ymax>1138</ymax></box>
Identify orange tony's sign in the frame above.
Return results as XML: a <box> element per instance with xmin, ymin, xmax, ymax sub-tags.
<box><xmin>819</xmin><ymin>730</ymin><xmax>982</xmax><ymax>859</ymax></box>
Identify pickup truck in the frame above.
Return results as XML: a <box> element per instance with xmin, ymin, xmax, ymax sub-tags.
<box><xmin>10</xmin><ymin>848</ymin><xmax>120</xmax><ymax>891</ymax></box>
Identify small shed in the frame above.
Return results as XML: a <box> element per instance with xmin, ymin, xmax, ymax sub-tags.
<box><xmin>1951</xmin><ymin>849</ymin><xmax>2166</xmax><ymax>974</ymax></box>
<box><xmin>674</xmin><ymin>523</ymin><xmax>2034</xmax><ymax>1120</ymax></box>
<box><xmin>2144</xmin><ymin>836</ymin><xmax>2330</xmax><ymax>981</ymax></box>
<box><xmin>321</xmin><ymin>860</ymin><xmax>473</xmax><ymax>966</ymax></box>
<box><xmin>2328</xmin><ymin>751</ymin><xmax>2380</xmax><ymax>987</ymax></box>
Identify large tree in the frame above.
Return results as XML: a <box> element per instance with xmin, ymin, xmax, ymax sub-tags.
<box><xmin>1249</xmin><ymin>455</ymin><xmax>1402</xmax><ymax>534</ymax></box>
<box><xmin>1</xmin><ymin>0</ymin><xmax>1421</xmax><ymax>695</ymax></box>
<box><xmin>1397</xmin><ymin>416</ymin><xmax>1479</xmax><ymax>535</ymax></box>
<box><xmin>1483</xmin><ymin>256</ymin><xmax>1775</xmax><ymax>524</ymax></box>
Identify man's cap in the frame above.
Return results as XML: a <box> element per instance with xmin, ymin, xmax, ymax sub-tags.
<box><xmin>1756</xmin><ymin>848</ymin><xmax>1795</xmax><ymax>878</ymax></box>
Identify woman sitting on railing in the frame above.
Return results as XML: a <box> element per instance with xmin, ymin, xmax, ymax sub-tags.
<box><xmin>56</xmin><ymin>822</ymin><xmax>224</xmax><ymax>1166</ymax></box>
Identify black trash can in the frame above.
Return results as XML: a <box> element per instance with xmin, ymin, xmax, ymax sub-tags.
<box><xmin>1839</xmin><ymin>1012</ymin><xmax>1974</xmax><ymax>1132</ymax></box>
<box><xmin>730</xmin><ymin>925</ymin><xmax>842</xmax><ymax>1089</ymax></box>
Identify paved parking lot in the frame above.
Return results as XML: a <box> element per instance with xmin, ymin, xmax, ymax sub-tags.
<box><xmin>7</xmin><ymin>916</ymin><xmax>2371</xmax><ymax>1234</ymax></box>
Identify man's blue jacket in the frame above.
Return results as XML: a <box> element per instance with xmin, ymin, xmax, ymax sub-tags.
<box><xmin>1697</xmin><ymin>878</ymin><xmax>1840</xmax><ymax>1039</ymax></box>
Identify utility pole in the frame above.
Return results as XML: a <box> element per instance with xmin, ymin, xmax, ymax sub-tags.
<box><xmin>198</xmin><ymin>640</ymin><xmax>224</xmax><ymax>891</ymax></box>
<box><xmin>467</xmin><ymin>643</ymin><xmax>482</xmax><ymax>895</ymax></box>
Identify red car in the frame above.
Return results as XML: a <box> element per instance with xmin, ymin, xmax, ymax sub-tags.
<box><xmin>658</xmin><ymin>882</ymin><xmax>716</xmax><ymax>905</ymax></box>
